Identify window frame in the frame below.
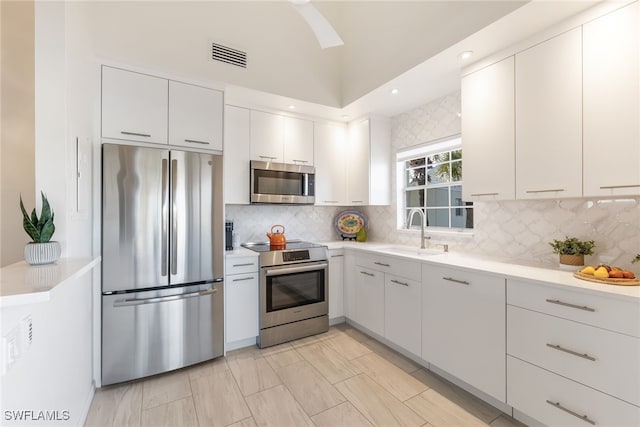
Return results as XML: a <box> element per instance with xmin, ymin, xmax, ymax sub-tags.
<box><xmin>396</xmin><ymin>135</ymin><xmax>473</xmax><ymax>231</ymax></box>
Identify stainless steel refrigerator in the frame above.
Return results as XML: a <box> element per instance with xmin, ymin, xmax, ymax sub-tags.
<box><xmin>101</xmin><ymin>143</ymin><xmax>224</xmax><ymax>386</ymax></box>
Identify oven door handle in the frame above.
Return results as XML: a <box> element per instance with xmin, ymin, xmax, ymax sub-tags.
<box><xmin>265</xmin><ymin>262</ymin><xmax>328</xmax><ymax>276</ymax></box>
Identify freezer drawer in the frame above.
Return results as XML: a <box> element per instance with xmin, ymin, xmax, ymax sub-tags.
<box><xmin>102</xmin><ymin>282</ymin><xmax>223</xmax><ymax>385</ymax></box>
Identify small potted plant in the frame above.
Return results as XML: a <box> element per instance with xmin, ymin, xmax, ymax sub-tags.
<box><xmin>20</xmin><ymin>192</ymin><xmax>61</xmax><ymax>265</ymax></box>
<box><xmin>549</xmin><ymin>236</ymin><xmax>595</xmax><ymax>268</ymax></box>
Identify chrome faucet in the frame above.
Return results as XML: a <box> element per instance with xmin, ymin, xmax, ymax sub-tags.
<box><xmin>407</xmin><ymin>208</ymin><xmax>430</xmax><ymax>249</ymax></box>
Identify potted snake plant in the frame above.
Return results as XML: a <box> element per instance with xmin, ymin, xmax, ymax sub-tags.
<box><xmin>20</xmin><ymin>192</ymin><xmax>61</xmax><ymax>265</ymax></box>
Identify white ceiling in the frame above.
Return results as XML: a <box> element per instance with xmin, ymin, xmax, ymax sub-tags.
<box><xmin>70</xmin><ymin>0</ymin><xmax>601</xmax><ymax>122</ymax></box>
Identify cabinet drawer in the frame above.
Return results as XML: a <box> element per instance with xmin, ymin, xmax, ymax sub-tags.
<box><xmin>508</xmin><ymin>306</ymin><xmax>640</xmax><ymax>406</ymax></box>
<box><xmin>225</xmin><ymin>256</ymin><xmax>259</xmax><ymax>275</ymax></box>
<box><xmin>507</xmin><ymin>279</ymin><xmax>640</xmax><ymax>337</ymax></box>
<box><xmin>355</xmin><ymin>254</ymin><xmax>421</xmax><ymax>281</ymax></box>
<box><xmin>508</xmin><ymin>356</ymin><xmax>640</xmax><ymax>427</ymax></box>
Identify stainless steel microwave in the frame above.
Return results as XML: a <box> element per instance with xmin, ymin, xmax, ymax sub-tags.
<box><xmin>250</xmin><ymin>160</ymin><xmax>315</xmax><ymax>204</ymax></box>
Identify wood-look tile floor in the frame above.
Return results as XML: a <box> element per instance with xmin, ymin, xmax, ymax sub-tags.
<box><xmin>85</xmin><ymin>324</ymin><xmax>526</xmax><ymax>427</ymax></box>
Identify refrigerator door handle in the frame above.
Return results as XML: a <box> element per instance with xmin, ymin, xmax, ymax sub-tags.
<box><xmin>171</xmin><ymin>158</ymin><xmax>178</xmax><ymax>275</ymax></box>
<box><xmin>161</xmin><ymin>158</ymin><xmax>169</xmax><ymax>276</ymax></box>
<box><xmin>113</xmin><ymin>288</ymin><xmax>218</xmax><ymax>307</ymax></box>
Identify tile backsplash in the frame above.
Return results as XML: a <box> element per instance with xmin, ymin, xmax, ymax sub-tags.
<box><xmin>227</xmin><ymin>90</ymin><xmax>640</xmax><ymax>270</ymax></box>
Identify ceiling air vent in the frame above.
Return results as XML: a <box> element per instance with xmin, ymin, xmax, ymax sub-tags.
<box><xmin>211</xmin><ymin>42</ymin><xmax>247</xmax><ymax>68</ymax></box>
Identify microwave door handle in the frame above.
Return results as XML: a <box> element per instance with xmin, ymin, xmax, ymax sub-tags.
<box><xmin>303</xmin><ymin>173</ymin><xmax>309</xmax><ymax>196</ymax></box>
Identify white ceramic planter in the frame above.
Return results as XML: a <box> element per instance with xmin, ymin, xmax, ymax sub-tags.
<box><xmin>24</xmin><ymin>241</ymin><xmax>61</xmax><ymax>265</ymax></box>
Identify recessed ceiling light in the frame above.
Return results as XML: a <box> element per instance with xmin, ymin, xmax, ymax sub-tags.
<box><xmin>391</xmin><ymin>89</ymin><xmax>399</xmax><ymax>95</ymax></box>
<box><xmin>288</xmin><ymin>105</ymin><xmax>296</xmax><ymax>109</ymax></box>
<box><xmin>459</xmin><ymin>51</ymin><xmax>473</xmax><ymax>60</ymax></box>
<box><xmin>341</xmin><ymin>114</ymin><xmax>350</xmax><ymax>119</ymax></box>
<box><xmin>456</xmin><ymin>112</ymin><xmax>462</xmax><ymax>118</ymax></box>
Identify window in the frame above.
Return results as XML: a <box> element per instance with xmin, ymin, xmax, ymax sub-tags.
<box><xmin>398</xmin><ymin>136</ymin><xmax>473</xmax><ymax>230</ymax></box>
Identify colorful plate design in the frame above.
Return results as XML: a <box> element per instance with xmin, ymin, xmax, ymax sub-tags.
<box><xmin>334</xmin><ymin>210</ymin><xmax>367</xmax><ymax>238</ymax></box>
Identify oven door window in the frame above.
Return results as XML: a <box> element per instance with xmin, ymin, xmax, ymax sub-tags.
<box><xmin>254</xmin><ymin>170</ymin><xmax>303</xmax><ymax>196</ymax></box>
<box><xmin>266</xmin><ymin>270</ymin><xmax>325</xmax><ymax>312</ymax></box>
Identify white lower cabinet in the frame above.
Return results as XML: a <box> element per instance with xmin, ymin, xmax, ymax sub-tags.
<box><xmin>384</xmin><ymin>273</ymin><xmax>421</xmax><ymax>356</ymax></box>
<box><xmin>353</xmin><ymin>266</ymin><xmax>385</xmax><ymax>336</ymax></box>
<box><xmin>422</xmin><ymin>264</ymin><xmax>506</xmax><ymax>402</ymax></box>
<box><xmin>508</xmin><ymin>356</ymin><xmax>640</xmax><ymax>427</ymax></box>
<box><xmin>328</xmin><ymin>249</ymin><xmax>344</xmax><ymax>320</ymax></box>
<box><xmin>225</xmin><ymin>256</ymin><xmax>259</xmax><ymax>348</ymax></box>
<box><xmin>506</xmin><ymin>278</ymin><xmax>640</xmax><ymax>425</ymax></box>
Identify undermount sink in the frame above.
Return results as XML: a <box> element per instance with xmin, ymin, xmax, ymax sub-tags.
<box><xmin>377</xmin><ymin>245</ymin><xmax>443</xmax><ymax>258</ymax></box>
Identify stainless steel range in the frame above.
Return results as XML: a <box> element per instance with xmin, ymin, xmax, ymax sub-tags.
<box><xmin>242</xmin><ymin>241</ymin><xmax>329</xmax><ymax>348</ymax></box>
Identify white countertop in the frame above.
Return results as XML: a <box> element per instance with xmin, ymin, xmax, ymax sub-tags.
<box><xmin>225</xmin><ymin>247</ymin><xmax>259</xmax><ymax>258</ymax></box>
<box><xmin>0</xmin><ymin>257</ymin><xmax>101</xmax><ymax>308</ymax></box>
<box><xmin>322</xmin><ymin>241</ymin><xmax>640</xmax><ymax>301</ymax></box>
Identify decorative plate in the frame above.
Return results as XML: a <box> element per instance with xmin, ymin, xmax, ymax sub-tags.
<box><xmin>334</xmin><ymin>210</ymin><xmax>367</xmax><ymax>238</ymax></box>
<box><xmin>573</xmin><ymin>271</ymin><xmax>640</xmax><ymax>286</ymax></box>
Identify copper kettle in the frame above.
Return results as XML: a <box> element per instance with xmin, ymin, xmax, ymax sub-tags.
<box><xmin>266</xmin><ymin>224</ymin><xmax>286</xmax><ymax>247</ymax></box>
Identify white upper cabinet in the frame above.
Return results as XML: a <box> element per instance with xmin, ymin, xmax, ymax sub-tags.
<box><xmin>515</xmin><ymin>27</ymin><xmax>582</xmax><ymax>199</ymax></box>
<box><xmin>224</xmin><ymin>105</ymin><xmax>251</xmax><ymax>204</ymax></box>
<box><xmin>250</xmin><ymin>110</ymin><xmax>284</xmax><ymax>163</ymax></box>
<box><xmin>347</xmin><ymin>117</ymin><xmax>391</xmax><ymax>206</ymax></box>
<box><xmin>250</xmin><ymin>111</ymin><xmax>314</xmax><ymax>165</ymax></box>
<box><xmin>284</xmin><ymin>117</ymin><xmax>314</xmax><ymax>165</ymax></box>
<box><xmin>102</xmin><ymin>66</ymin><xmax>168</xmax><ymax>145</ymax></box>
<box><xmin>169</xmin><ymin>81</ymin><xmax>223</xmax><ymax>151</ymax></box>
<box><xmin>314</xmin><ymin>122</ymin><xmax>348</xmax><ymax>205</ymax></box>
<box><xmin>583</xmin><ymin>2</ymin><xmax>639</xmax><ymax>197</ymax></box>
<box><xmin>461</xmin><ymin>56</ymin><xmax>515</xmax><ymax>201</ymax></box>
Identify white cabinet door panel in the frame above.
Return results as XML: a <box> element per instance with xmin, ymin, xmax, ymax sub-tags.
<box><xmin>329</xmin><ymin>250</ymin><xmax>344</xmax><ymax>319</ymax></box>
<box><xmin>284</xmin><ymin>117</ymin><xmax>314</xmax><ymax>165</ymax></box>
<box><xmin>250</xmin><ymin>111</ymin><xmax>284</xmax><ymax>163</ymax></box>
<box><xmin>224</xmin><ymin>106</ymin><xmax>251</xmax><ymax>204</ymax></box>
<box><xmin>102</xmin><ymin>66</ymin><xmax>168</xmax><ymax>145</ymax></box>
<box><xmin>225</xmin><ymin>272</ymin><xmax>259</xmax><ymax>344</ymax></box>
<box><xmin>384</xmin><ymin>274</ymin><xmax>421</xmax><ymax>356</ymax></box>
<box><xmin>515</xmin><ymin>27</ymin><xmax>582</xmax><ymax>199</ymax></box>
<box><xmin>583</xmin><ymin>2</ymin><xmax>640</xmax><ymax>197</ymax></box>
<box><xmin>169</xmin><ymin>81</ymin><xmax>223</xmax><ymax>151</ymax></box>
<box><xmin>314</xmin><ymin>122</ymin><xmax>347</xmax><ymax>205</ymax></box>
<box><xmin>354</xmin><ymin>267</ymin><xmax>384</xmax><ymax>336</ymax></box>
<box><xmin>462</xmin><ymin>57</ymin><xmax>515</xmax><ymax>201</ymax></box>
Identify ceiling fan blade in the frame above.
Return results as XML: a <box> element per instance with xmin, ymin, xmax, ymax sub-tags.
<box><xmin>290</xmin><ymin>1</ymin><xmax>344</xmax><ymax>49</ymax></box>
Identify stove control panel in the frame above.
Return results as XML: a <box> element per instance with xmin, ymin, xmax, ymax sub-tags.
<box><xmin>282</xmin><ymin>250</ymin><xmax>310</xmax><ymax>262</ymax></box>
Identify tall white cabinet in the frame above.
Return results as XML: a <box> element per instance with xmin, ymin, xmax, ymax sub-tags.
<box><xmin>347</xmin><ymin>117</ymin><xmax>391</xmax><ymax>206</ymax></box>
<box><xmin>461</xmin><ymin>56</ymin><xmax>515</xmax><ymax>201</ymax></box>
<box><xmin>314</xmin><ymin>122</ymin><xmax>348</xmax><ymax>205</ymax></box>
<box><xmin>515</xmin><ymin>27</ymin><xmax>583</xmax><ymax>199</ymax></box>
<box><xmin>583</xmin><ymin>2</ymin><xmax>639</xmax><ymax>197</ymax></box>
<box><xmin>224</xmin><ymin>106</ymin><xmax>251</xmax><ymax>205</ymax></box>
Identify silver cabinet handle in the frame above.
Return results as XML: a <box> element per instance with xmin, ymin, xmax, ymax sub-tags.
<box><xmin>351</xmin><ymin>200</ymin><xmax>364</xmax><ymax>203</ymax></box>
<box><xmin>233</xmin><ymin>263</ymin><xmax>256</xmax><ymax>267</ymax></box>
<box><xmin>545</xmin><ymin>400</ymin><xmax>596</xmax><ymax>425</ymax></box>
<box><xmin>470</xmin><ymin>192</ymin><xmax>499</xmax><ymax>196</ymax></box>
<box><xmin>258</xmin><ymin>155</ymin><xmax>277</xmax><ymax>160</ymax></box>
<box><xmin>114</xmin><ymin>288</ymin><xmax>217</xmax><ymax>307</ymax></box>
<box><xmin>546</xmin><ymin>343</ymin><xmax>596</xmax><ymax>362</ymax></box>
<box><xmin>232</xmin><ymin>276</ymin><xmax>254</xmax><ymax>282</ymax></box>
<box><xmin>161</xmin><ymin>158</ymin><xmax>169</xmax><ymax>277</ymax></box>
<box><xmin>170</xmin><ymin>159</ymin><xmax>178</xmax><ymax>275</ymax></box>
<box><xmin>331</xmin><ymin>254</ymin><xmax>344</xmax><ymax>258</ymax></box>
<box><xmin>292</xmin><ymin>159</ymin><xmax>309</xmax><ymax>163</ymax></box>
<box><xmin>390</xmin><ymin>279</ymin><xmax>409</xmax><ymax>287</ymax></box>
<box><xmin>599</xmin><ymin>184</ymin><xmax>640</xmax><ymax>189</ymax></box>
<box><xmin>184</xmin><ymin>139</ymin><xmax>211</xmax><ymax>145</ymax></box>
<box><xmin>545</xmin><ymin>299</ymin><xmax>595</xmax><ymax>312</ymax></box>
<box><xmin>360</xmin><ymin>271</ymin><xmax>375</xmax><ymax>277</ymax></box>
<box><xmin>443</xmin><ymin>277</ymin><xmax>470</xmax><ymax>285</ymax></box>
<box><xmin>374</xmin><ymin>262</ymin><xmax>390</xmax><ymax>267</ymax></box>
<box><xmin>525</xmin><ymin>188</ymin><xmax>565</xmax><ymax>193</ymax></box>
<box><xmin>121</xmin><ymin>131</ymin><xmax>151</xmax><ymax>137</ymax></box>
<box><xmin>323</xmin><ymin>200</ymin><xmax>339</xmax><ymax>203</ymax></box>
